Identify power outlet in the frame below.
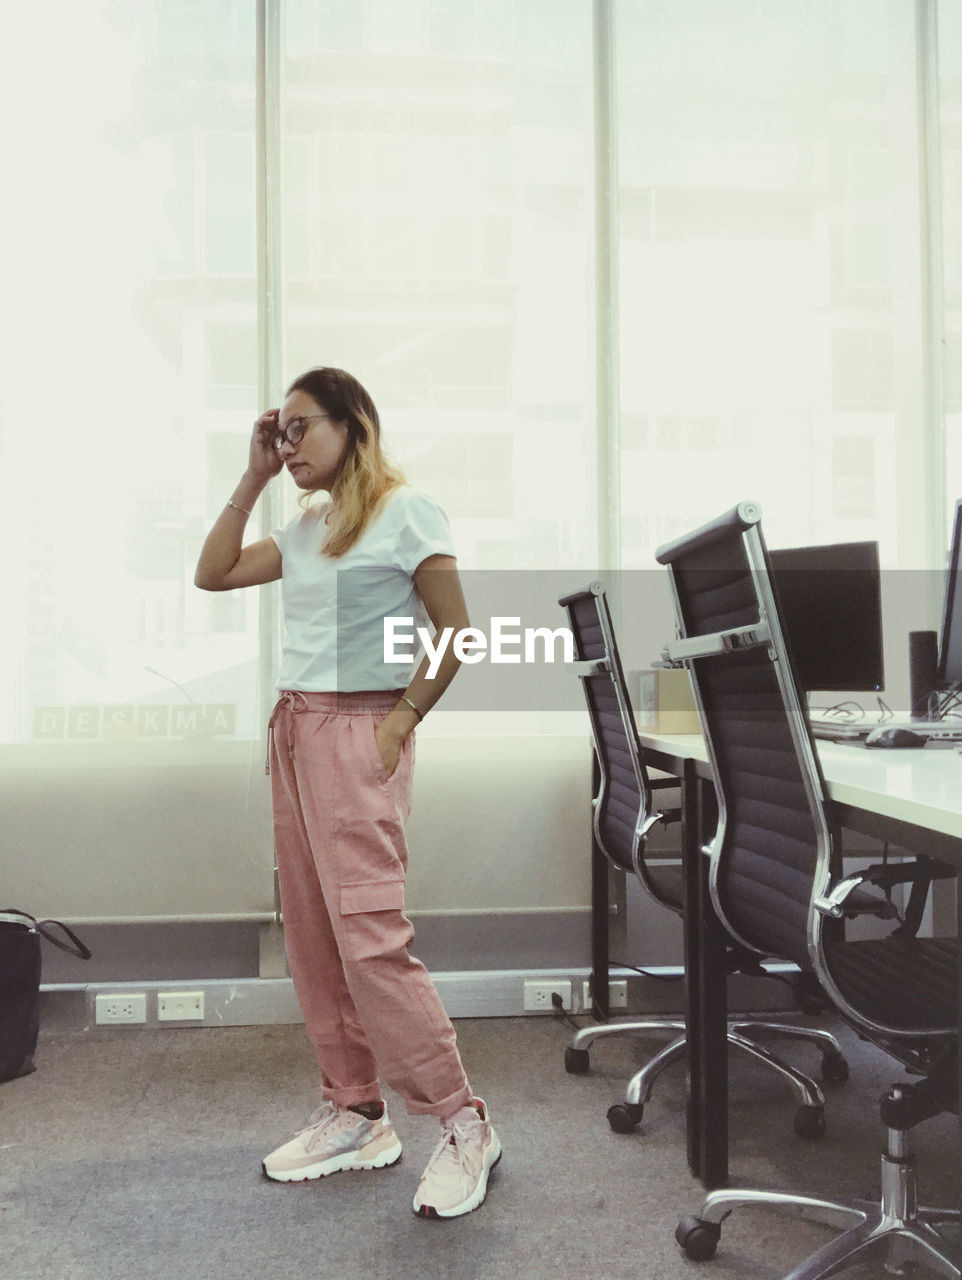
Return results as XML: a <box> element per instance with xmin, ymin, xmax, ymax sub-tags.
<box><xmin>157</xmin><ymin>991</ymin><xmax>205</xmax><ymax>1022</ymax></box>
<box><xmin>523</xmin><ymin>979</ymin><xmax>573</xmax><ymax>1012</ymax></box>
<box><xmin>582</xmin><ymin>979</ymin><xmax>628</xmax><ymax>1011</ymax></box>
<box><xmin>95</xmin><ymin>993</ymin><xmax>147</xmax><ymax>1025</ymax></box>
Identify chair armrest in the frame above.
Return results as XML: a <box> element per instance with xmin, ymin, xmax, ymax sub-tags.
<box><xmin>814</xmin><ymin>857</ymin><xmax>952</xmax><ymax>921</ymax></box>
<box><xmin>815</xmin><ymin>872</ymin><xmax>899</xmax><ymax>920</ymax></box>
<box><xmin>649</xmin><ymin>778</ymin><xmax>682</xmax><ymax>826</ymax></box>
<box><xmin>661</xmin><ymin>620</ymin><xmax>771</xmax><ymax>665</ymax></box>
<box><xmin>860</xmin><ymin>857</ymin><xmax>954</xmax><ymax>886</ymax></box>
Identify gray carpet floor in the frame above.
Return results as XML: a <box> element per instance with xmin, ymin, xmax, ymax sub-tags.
<box><xmin>1</xmin><ymin>1012</ymin><xmax>958</xmax><ymax>1280</ymax></box>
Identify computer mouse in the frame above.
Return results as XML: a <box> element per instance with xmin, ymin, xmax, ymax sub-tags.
<box><xmin>864</xmin><ymin>726</ymin><xmax>927</xmax><ymax>749</ymax></box>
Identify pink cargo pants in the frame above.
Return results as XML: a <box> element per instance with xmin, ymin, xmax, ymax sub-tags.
<box><xmin>268</xmin><ymin>690</ymin><xmax>473</xmax><ymax>1119</ymax></box>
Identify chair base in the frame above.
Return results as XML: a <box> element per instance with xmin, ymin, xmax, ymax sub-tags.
<box><xmin>677</xmin><ymin>1135</ymin><xmax>961</xmax><ymax>1279</ymax></box>
<box><xmin>568</xmin><ymin>1018</ymin><xmax>844</xmax><ymax>1135</ymax></box>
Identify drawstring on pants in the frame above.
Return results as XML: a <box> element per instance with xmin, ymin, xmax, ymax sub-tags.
<box><xmin>266</xmin><ymin>690</ymin><xmax>310</xmax><ymax>774</ymax></box>
<box><xmin>265</xmin><ymin>689</ymin><xmax>406</xmax><ymax>775</ymax></box>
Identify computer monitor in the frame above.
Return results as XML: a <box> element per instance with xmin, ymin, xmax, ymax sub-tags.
<box><xmin>937</xmin><ymin>498</ymin><xmax>962</xmax><ymax>688</ymax></box>
<box><xmin>768</xmin><ymin>541</ymin><xmax>884</xmax><ymax>693</ymax></box>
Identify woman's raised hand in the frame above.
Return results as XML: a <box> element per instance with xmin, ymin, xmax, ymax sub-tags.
<box><xmin>248</xmin><ymin>408</ymin><xmax>284</xmax><ymax>481</ymax></box>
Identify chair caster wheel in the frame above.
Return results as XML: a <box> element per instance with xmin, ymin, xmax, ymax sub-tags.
<box><xmin>565</xmin><ymin>1046</ymin><xmax>590</xmax><ymax>1075</ymax></box>
<box><xmin>607</xmin><ymin>1101</ymin><xmax>644</xmax><ymax>1133</ymax></box>
<box><xmin>676</xmin><ymin>1215</ymin><xmax>720</xmax><ymax>1261</ymax></box>
<box><xmin>794</xmin><ymin>1103</ymin><xmax>826</xmax><ymax>1139</ymax></box>
<box><xmin>821</xmin><ymin>1050</ymin><xmax>849</xmax><ymax>1084</ymax></box>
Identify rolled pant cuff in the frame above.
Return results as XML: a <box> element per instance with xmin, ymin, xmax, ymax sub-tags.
<box><xmin>323</xmin><ymin>1081</ymin><xmax>383</xmax><ymax>1110</ymax></box>
<box><xmin>407</xmin><ymin>1083</ymin><xmax>475</xmax><ymax>1120</ymax></box>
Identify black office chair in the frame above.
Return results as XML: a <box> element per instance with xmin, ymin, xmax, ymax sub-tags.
<box><xmin>559</xmin><ymin>581</ymin><xmax>847</xmax><ymax>1137</ymax></box>
<box><xmin>656</xmin><ymin>503</ymin><xmax>959</xmax><ymax>1278</ymax></box>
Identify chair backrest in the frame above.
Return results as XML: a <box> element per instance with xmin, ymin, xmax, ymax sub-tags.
<box><xmin>559</xmin><ymin>582</ymin><xmax>676</xmax><ymax>907</ymax></box>
<box><xmin>655</xmin><ymin>503</ymin><xmax>831</xmax><ymax>971</ymax></box>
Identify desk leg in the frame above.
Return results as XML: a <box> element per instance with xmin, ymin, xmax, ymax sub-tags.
<box><xmin>589</xmin><ymin>750</ymin><xmax>610</xmax><ymax>1022</ymax></box>
<box><xmin>683</xmin><ymin>767</ymin><xmax>728</xmax><ymax>1188</ymax></box>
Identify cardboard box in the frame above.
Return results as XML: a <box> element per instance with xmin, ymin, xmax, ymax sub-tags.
<box><xmin>634</xmin><ymin>667</ymin><xmax>701</xmax><ymax>735</ymax></box>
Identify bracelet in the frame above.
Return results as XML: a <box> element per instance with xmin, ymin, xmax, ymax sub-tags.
<box><xmin>227</xmin><ymin>500</ymin><xmax>253</xmax><ymax>517</ymax></box>
<box><xmin>400</xmin><ymin>695</ymin><xmax>424</xmax><ymax>722</ymax></box>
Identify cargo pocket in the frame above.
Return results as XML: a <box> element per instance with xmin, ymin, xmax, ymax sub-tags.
<box><xmin>339</xmin><ymin>880</ymin><xmax>406</xmax><ymax>916</ymax></box>
<box><xmin>338</xmin><ymin>880</ymin><xmax>412</xmax><ymax>963</ymax></box>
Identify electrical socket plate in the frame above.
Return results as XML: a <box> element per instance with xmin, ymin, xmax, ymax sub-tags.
<box><xmin>95</xmin><ymin>993</ymin><xmax>147</xmax><ymax>1024</ymax></box>
<box><xmin>157</xmin><ymin>991</ymin><xmax>205</xmax><ymax>1022</ymax></box>
<box><xmin>523</xmin><ymin>979</ymin><xmax>572</xmax><ymax>1012</ymax></box>
<box><xmin>582</xmin><ymin>979</ymin><xmax>628</xmax><ymax>1010</ymax></box>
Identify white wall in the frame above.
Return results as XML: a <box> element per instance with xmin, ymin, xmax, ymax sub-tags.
<box><xmin>4</xmin><ymin>736</ymin><xmax>592</xmax><ymax>926</ymax></box>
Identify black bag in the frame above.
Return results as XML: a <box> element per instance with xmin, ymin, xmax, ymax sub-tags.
<box><xmin>0</xmin><ymin>909</ymin><xmax>91</xmax><ymax>1082</ymax></box>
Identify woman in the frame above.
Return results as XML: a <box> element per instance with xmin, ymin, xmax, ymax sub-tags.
<box><xmin>195</xmin><ymin>367</ymin><xmax>500</xmax><ymax>1220</ymax></box>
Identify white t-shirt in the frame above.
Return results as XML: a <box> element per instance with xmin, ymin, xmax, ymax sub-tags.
<box><xmin>270</xmin><ymin>486</ymin><xmax>456</xmax><ymax>691</ymax></box>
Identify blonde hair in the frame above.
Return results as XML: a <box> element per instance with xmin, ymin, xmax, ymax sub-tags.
<box><xmin>286</xmin><ymin>367</ymin><xmax>405</xmax><ymax>557</ymax></box>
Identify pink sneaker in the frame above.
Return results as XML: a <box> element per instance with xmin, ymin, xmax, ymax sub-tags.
<box><xmin>413</xmin><ymin>1098</ymin><xmax>502</xmax><ymax>1219</ymax></box>
<box><xmin>262</xmin><ymin>1101</ymin><xmax>402</xmax><ymax>1182</ymax></box>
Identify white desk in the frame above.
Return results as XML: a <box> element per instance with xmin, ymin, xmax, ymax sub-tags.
<box><xmin>817</xmin><ymin>739</ymin><xmax>962</xmax><ymax>838</ymax></box>
<box><xmin>632</xmin><ymin>730</ymin><xmax>961</xmax><ymax>1188</ymax></box>
<box><xmin>640</xmin><ymin>731</ymin><xmax>962</xmax><ymax>869</ymax></box>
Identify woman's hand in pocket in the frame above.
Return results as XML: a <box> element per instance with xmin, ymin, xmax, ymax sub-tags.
<box><xmin>373</xmin><ymin>701</ymin><xmax>420</xmax><ymax>779</ymax></box>
<box><xmin>373</xmin><ymin>718</ymin><xmax>405</xmax><ymax>779</ymax></box>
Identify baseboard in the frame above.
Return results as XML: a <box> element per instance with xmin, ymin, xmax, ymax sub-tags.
<box><xmin>39</xmin><ymin>962</ymin><xmax>800</xmax><ymax>1032</ymax></box>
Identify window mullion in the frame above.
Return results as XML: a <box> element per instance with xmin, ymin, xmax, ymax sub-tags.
<box><xmin>593</xmin><ymin>0</ymin><xmax>620</xmax><ymax>581</ymax></box>
<box><xmin>256</xmin><ymin>0</ymin><xmax>286</xmax><ymax>726</ymax></box>
<box><xmin>916</xmin><ymin>0</ymin><xmax>947</xmax><ymax>555</ymax></box>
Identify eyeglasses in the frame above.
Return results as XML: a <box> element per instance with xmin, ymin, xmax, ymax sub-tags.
<box><xmin>273</xmin><ymin>413</ymin><xmax>331</xmax><ymax>452</ymax></box>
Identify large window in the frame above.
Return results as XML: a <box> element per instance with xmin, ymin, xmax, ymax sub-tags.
<box><xmin>0</xmin><ymin>1</ymin><xmax>266</xmax><ymax>923</ymax></box>
<box><xmin>615</xmin><ymin>0</ymin><xmax>934</xmax><ymax>567</ymax></box>
<box><xmin>281</xmin><ymin>0</ymin><xmax>597</xmax><ymax>572</ymax></box>
<box><xmin>1</xmin><ymin>0</ymin><xmax>958</xmax><ymax>919</ymax></box>
<box><xmin>939</xmin><ymin>0</ymin><xmax>962</xmax><ymax>533</ymax></box>
<box><xmin>5</xmin><ymin>0</ymin><xmax>957</xmax><ymax>751</ymax></box>
<box><xmin>1</xmin><ymin>1</ymin><xmax>260</xmax><ymax>749</ymax></box>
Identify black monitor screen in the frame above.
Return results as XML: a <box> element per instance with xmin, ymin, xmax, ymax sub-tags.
<box><xmin>768</xmin><ymin>541</ymin><xmax>884</xmax><ymax>693</ymax></box>
<box><xmin>937</xmin><ymin>499</ymin><xmax>962</xmax><ymax>687</ymax></box>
